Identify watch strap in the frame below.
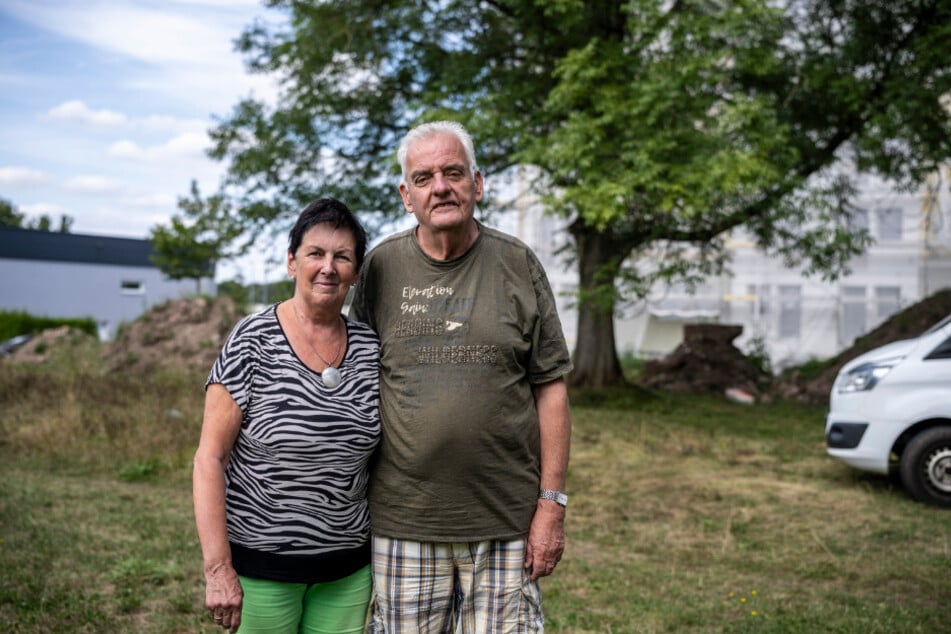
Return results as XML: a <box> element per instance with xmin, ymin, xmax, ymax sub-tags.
<box><xmin>538</xmin><ymin>489</ymin><xmax>568</xmax><ymax>507</ymax></box>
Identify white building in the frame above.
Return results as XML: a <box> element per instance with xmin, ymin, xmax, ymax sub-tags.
<box><xmin>0</xmin><ymin>226</ymin><xmax>215</xmax><ymax>340</ymax></box>
<box><xmin>487</xmin><ymin>165</ymin><xmax>951</xmax><ymax>369</ymax></box>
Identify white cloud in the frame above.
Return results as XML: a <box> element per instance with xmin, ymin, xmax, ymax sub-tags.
<box><xmin>4</xmin><ymin>1</ymin><xmax>279</xmax><ymax>111</ymax></box>
<box><xmin>42</xmin><ymin>100</ymin><xmax>127</xmax><ymax>127</ymax></box>
<box><xmin>139</xmin><ymin>115</ymin><xmax>209</xmax><ymax>134</ymax></box>
<box><xmin>43</xmin><ymin>101</ymin><xmax>210</xmax><ymax>137</ymax></box>
<box><xmin>19</xmin><ymin>202</ymin><xmax>70</xmax><ymax>215</ymax></box>
<box><xmin>107</xmin><ymin>131</ymin><xmax>210</xmax><ymax>161</ymax></box>
<box><xmin>120</xmin><ymin>191</ymin><xmax>178</xmax><ymax>209</ymax></box>
<box><xmin>159</xmin><ymin>131</ymin><xmax>211</xmax><ymax>157</ymax></box>
<box><xmin>64</xmin><ymin>175</ymin><xmax>124</xmax><ymax>195</ymax></box>
<box><xmin>3</xmin><ymin>1</ymin><xmax>246</xmax><ymax>64</ymax></box>
<box><xmin>107</xmin><ymin>140</ymin><xmax>146</xmax><ymax>160</ymax></box>
<box><xmin>0</xmin><ymin>167</ymin><xmax>50</xmax><ymax>186</ymax></box>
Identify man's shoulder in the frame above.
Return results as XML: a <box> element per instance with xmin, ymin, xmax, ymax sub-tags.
<box><xmin>367</xmin><ymin>227</ymin><xmax>415</xmax><ymax>258</ymax></box>
<box><xmin>479</xmin><ymin>224</ymin><xmax>529</xmax><ymax>249</ymax></box>
<box><xmin>478</xmin><ymin>224</ymin><xmax>542</xmax><ymax>266</ymax></box>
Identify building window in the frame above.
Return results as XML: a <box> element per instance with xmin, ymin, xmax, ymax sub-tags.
<box><xmin>841</xmin><ymin>286</ymin><xmax>866</xmax><ymax>345</ymax></box>
<box><xmin>121</xmin><ymin>280</ymin><xmax>145</xmax><ymax>295</ymax></box>
<box><xmin>778</xmin><ymin>285</ymin><xmax>801</xmax><ymax>338</ymax></box>
<box><xmin>875</xmin><ymin>207</ymin><xmax>903</xmax><ymax>241</ymax></box>
<box><xmin>847</xmin><ymin>207</ymin><xmax>869</xmax><ymax>233</ymax></box>
<box><xmin>874</xmin><ymin>286</ymin><xmax>900</xmax><ymax>324</ymax></box>
<box><xmin>747</xmin><ymin>284</ymin><xmax>770</xmax><ymax>320</ymax></box>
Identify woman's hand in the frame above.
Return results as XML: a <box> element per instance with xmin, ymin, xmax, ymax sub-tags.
<box><xmin>205</xmin><ymin>561</ymin><xmax>243</xmax><ymax>633</ymax></box>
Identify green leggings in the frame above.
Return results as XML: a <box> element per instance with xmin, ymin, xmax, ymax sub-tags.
<box><xmin>237</xmin><ymin>566</ymin><xmax>371</xmax><ymax>634</ymax></box>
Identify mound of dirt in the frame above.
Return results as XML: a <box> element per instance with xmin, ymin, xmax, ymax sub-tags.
<box><xmin>637</xmin><ymin>323</ymin><xmax>771</xmax><ymax>399</ymax></box>
<box><xmin>102</xmin><ymin>296</ymin><xmax>242</xmax><ymax>374</ymax></box>
<box><xmin>4</xmin><ymin>326</ymin><xmax>97</xmax><ymax>363</ymax></box>
<box><xmin>774</xmin><ymin>288</ymin><xmax>951</xmax><ymax>404</ymax></box>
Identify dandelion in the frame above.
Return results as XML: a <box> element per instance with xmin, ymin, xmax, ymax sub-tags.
<box><xmin>751</xmin><ymin>610</ymin><xmax>758</xmax><ymax>616</ymax></box>
<box><xmin>741</xmin><ymin>597</ymin><xmax>747</xmax><ymax>603</ymax></box>
<box><xmin>751</xmin><ymin>590</ymin><xmax>757</xmax><ymax>596</ymax></box>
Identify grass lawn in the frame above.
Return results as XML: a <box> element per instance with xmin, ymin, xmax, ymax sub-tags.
<box><xmin>0</xmin><ymin>360</ymin><xmax>947</xmax><ymax>633</ymax></box>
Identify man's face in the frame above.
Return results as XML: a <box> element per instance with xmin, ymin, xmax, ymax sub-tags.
<box><xmin>399</xmin><ymin>133</ymin><xmax>483</xmax><ymax>233</ymax></box>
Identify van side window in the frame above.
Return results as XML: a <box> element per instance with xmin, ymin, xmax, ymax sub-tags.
<box><xmin>924</xmin><ymin>337</ymin><xmax>951</xmax><ymax>360</ymax></box>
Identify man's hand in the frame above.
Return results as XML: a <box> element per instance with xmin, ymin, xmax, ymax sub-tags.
<box><xmin>524</xmin><ymin>498</ymin><xmax>566</xmax><ymax>581</ymax></box>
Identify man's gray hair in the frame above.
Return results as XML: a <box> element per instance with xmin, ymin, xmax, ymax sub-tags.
<box><xmin>397</xmin><ymin>120</ymin><xmax>479</xmax><ymax>185</ymax></box>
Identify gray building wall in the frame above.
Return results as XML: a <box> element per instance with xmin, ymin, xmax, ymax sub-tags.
<box><xmin>0</xmin><ymin>227</ymin><xmax>214</xmax><ymax>340</ymax></box>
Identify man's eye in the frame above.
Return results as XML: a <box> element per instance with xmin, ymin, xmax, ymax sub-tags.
<box><xmin>413</xmin><ymin>175</ymin><xmax>431</xmax><ymax>186</ymax></box>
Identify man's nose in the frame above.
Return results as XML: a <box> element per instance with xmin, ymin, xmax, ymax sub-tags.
<box><xmin>432</xmin><ymin>171</ymin><xmax>451</xmax><ymax>193</ymax></box>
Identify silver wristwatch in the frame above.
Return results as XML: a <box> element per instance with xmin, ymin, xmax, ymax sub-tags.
<box><xmin>538</xmin><ymin>489</ymin><xmax>568</xmax><ymax>507</ymax></box>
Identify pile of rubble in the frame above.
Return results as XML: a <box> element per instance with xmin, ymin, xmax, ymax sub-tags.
<box><xmin>102</xmin><ymin>295</ymin><xmax>241</xmax><ymax>373</ymax></box>
<box><xmin>637</xmin><ymin>289</ymin><xmax>951</xmax><ymax>404</ymax></box>
<box><xmin>637</xmin><ymin>324</ymin><xmax>771</xmax><ymax>401</ymax></box>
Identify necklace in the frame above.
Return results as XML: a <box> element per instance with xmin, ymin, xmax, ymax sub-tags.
<box><xmin>291</xmin><ymin>301</ymin><xmax>344</xmax><ymax>388</ymax></box>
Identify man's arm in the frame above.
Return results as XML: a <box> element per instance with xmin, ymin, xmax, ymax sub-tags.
<box><xmin>525</xmin><ymin>376</ymin><xmax>571</xmax><ymax>581</ymax></box>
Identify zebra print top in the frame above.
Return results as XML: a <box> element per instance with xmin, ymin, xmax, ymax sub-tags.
<box><xmin>207</xmin><ymin>304</ymin><xmax>380</xmax><ymax>583</ymax></box>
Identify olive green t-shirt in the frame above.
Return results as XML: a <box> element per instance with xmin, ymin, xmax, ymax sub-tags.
<box><xmin>350</xmin><ymin>223</ymin><xmax>572</xmax><ymax>541</ymax></box>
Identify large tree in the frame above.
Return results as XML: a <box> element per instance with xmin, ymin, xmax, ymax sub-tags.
<box><xmin>207</xmin><ymin>0</ymin><xmax>951</xmax><ymax>387</ymax></box>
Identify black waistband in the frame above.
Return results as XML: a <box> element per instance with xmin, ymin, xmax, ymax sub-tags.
<box><xmin>230</xmin><ymin>541</ymin><xmax>370</xmax><ymax>584</ymax></box>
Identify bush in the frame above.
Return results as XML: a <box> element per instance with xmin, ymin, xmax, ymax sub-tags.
<box><xmin>0</xmin><ymin>310</ymin><xmax>97</xmax><ymax>341</ymax></box>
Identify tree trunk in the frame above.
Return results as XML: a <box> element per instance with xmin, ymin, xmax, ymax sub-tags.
<box><xmin>567</xmin><ymin>222</ymin><xmax>628</xmax><ymax>388</ymax></box>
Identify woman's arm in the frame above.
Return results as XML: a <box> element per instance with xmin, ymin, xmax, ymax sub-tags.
<box><xmin>193</xmin><ymin>383</ymin><xmax>243</xmax><ymax>632</ymax></box>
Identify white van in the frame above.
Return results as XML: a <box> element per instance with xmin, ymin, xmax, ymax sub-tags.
<box><xmin>825</xmin><ymin>313</ymin><xmax>951</xmax><ymax>507</ymax></box>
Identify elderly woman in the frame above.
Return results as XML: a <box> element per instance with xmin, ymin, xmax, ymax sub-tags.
<box><xmin>193</xmin><ymin>198</ymin><xmax>379</xmax><ymax>633</ymax></box>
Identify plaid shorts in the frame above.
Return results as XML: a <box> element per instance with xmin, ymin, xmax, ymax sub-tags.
<box><xmin>367</xmin><ymin>536</ymin><xmax>544</xmax><ymax>633</ymax></box>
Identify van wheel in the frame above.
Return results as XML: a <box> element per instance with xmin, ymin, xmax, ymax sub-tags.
<box><xmin>899</xmin><ymin>427</ymin><xmax>951</xmax><ymax>508</ymax></box>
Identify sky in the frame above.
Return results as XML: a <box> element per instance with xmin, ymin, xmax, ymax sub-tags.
<box><xmin>0</xmin><ymin>0</ymin><xmax>284</xmax><ymax>282</ymax></box>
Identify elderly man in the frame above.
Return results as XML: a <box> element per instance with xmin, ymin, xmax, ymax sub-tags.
<box><xmin>351</xmin><ymin>120</ymin><xmax>573</xmax><ymax>633</ymax></box>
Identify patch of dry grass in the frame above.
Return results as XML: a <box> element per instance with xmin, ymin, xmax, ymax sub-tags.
<box><xmin>0</xmin><ymin>356</ymin><xmax>948</xmax><ymax>633</ymax></box>
<box><xmin>541</xmin><ymin>396</ymin><xmax>950</xmax><ymax>633</ymax></box>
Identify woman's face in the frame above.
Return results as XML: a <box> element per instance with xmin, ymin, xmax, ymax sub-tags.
<box><xmin>287</xmin><ymin>222</ymin><xmax>359</xmax><ymax>311</ymax></box>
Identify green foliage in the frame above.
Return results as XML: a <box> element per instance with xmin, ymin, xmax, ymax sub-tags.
<box><xmin>618</xmin><ymin>348</ymin><xmax>648</xmax><ymax>380</ymax></box>
<box><xmin>149</xmin><ymin>180</ymin><xmax>245</xmax><ymax>288</ymax></box>
<box><xmin>215</xmin><ymin>280</ymin><xmax>250</xmax><ymax>313</ymax></box>
<box><xmin>205</xmin><ymin>0</ymin><xmax>951</xmax><ymax>387</ymax></box>
<box><xmin>0</xmin><ymin>310</ymin><xmax>97</xmax><ymax>341</ymax></box>
<box><xmin>0</xmin><ymin>196</ymin><xmax>25</xmax><ymax>226</ymax></box>
<box><xmin>118</xmin><ymin>458</ymin><xmax>161</xmax><ymax>482</ymax></box>
<box><xmin>744</xmin><ymin>335</ymin><xmax>774</xmax><ymax>376</ymax></box>
<box><xmin>793</xmin><ymin>357</ymin><xmax>831</xmax><ymax>381</ymax></box>
<box><xmin>0</xmin><ymin>196</ymin><xmax>73</xmax><ymax>231</ymax></box>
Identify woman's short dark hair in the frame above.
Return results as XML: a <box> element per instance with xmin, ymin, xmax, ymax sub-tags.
<box><xmin>287</xmin><ymin>198</ymin><xmax>368</xmax><ymax>271</ymax></box>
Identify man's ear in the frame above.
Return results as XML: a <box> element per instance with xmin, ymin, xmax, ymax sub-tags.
<box><xmin>473</xmin><ymin>170</ymin><xmax>484</xmax><ymax>202</ymax></box>
<box><xmin>399</xmin><ymin>183</ymin><xmax>413</xmax><ymax>213</ymax></box>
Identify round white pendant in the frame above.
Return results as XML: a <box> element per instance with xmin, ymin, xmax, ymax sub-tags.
<box><xmin>321</xmin><ymin>366</ymin><xmax>342</xmax><ymax>388</ymax></box>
